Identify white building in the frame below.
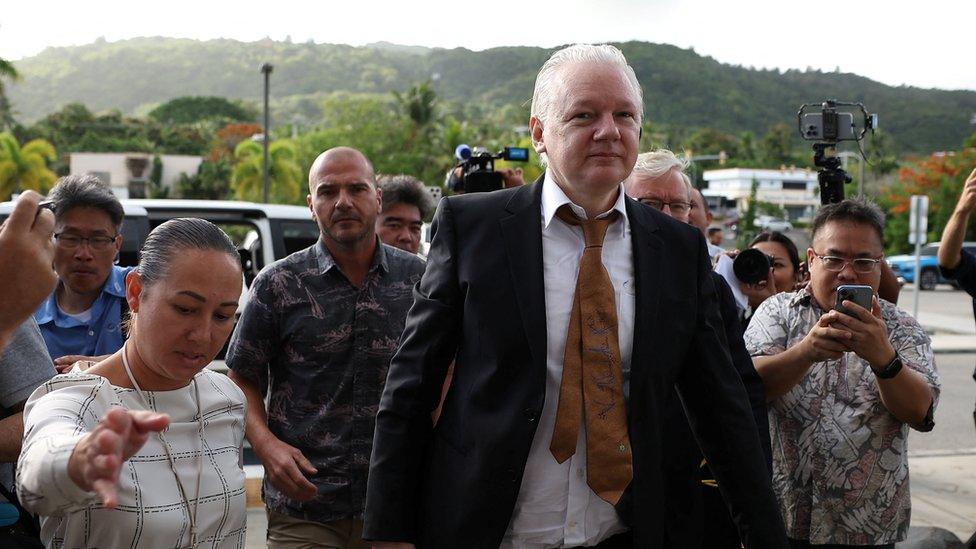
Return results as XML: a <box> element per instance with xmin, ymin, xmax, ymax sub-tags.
<box><xmin>69</xmin><ymin>152</ymin><xmax>203</xmax><ymax>199</ymax></box>
<box><xmin>702</xmin><ymin>167</ymin><xmax>819</xmax><ymax>221</ymax></box>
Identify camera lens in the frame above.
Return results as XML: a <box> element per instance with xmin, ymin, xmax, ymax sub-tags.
<box><xmin>733</xmin><ymin>248</ymin><xmax>772</xmax><ymax>285</ymax></box>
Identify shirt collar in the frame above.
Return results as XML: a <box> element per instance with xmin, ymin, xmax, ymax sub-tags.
<box><xmin>790</xmin><ymin>286</ymin><xmax>817</xmax><ymax>308</ymax></box>
<box><xmin>34</xmin><ymin>265</ymin><xmax>129</xmax><ymax>325</ymax></box>
<box><xmin>103</xmin><ymin>265</ymin><xmax>128</xmax><ymax>298</ymax></box>
<box><xmin>540</xmin><ymin>171</ymin><xmax>629</xmax><ymax>238</ymax></box>
<box><xmin>314</xmin><ymin>236</ymin><xmax>389</xmax><ymax>275</ymax></box>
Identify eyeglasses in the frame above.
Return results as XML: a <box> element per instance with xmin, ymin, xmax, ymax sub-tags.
<box><xmin>54</xmin><ymin>233</ymin><xmax>118</xmax><ymax>251</ymax></box>
<box><xmin>640</xmin><ymin>199</ymin><xmax>692</xmax><ymax>215</ymax></box>
<box><xmin>813</xmin><ymin>253</ymin><xmax>882</xmax><ymax>274</ymax></box>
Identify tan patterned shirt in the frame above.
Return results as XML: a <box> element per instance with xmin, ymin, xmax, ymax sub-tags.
<box><xmin>743</xmin><ymin>289</ymin><xmax>940</xmax><ymax>545</ymax></box>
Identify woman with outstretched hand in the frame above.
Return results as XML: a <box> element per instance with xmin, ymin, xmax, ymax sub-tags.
<box><xmin>17</xmin><ymin>218</ymin><xmax>247</xmax><ymax>548</ymax></box>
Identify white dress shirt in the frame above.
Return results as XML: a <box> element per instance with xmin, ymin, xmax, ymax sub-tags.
<box><xmin>502</xmin><ymin>174</ymin><xmax>635</xmax><ymax>548</ymax></box>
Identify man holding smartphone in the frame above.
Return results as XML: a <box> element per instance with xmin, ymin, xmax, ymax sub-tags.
<box><xmin>744</xmin><ymin>198</ymin><xmax>940</xmax><ymax>548</ymax></box>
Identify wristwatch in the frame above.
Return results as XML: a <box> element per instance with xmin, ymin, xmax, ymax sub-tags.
<box><xmin>874</xmin><ymin>352</ymin><xmax>904</xmax><ymax>379</ymax></box>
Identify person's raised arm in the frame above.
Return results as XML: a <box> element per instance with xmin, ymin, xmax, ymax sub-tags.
<box><xmin>938</xmin><ymin>167</ymin><xmax>976</xmax><ymax>270</ymax></box>
<box><xmin>0</xmin><ymin>191</ymin><xmax>57</xmax><ymax>347</ymax></box>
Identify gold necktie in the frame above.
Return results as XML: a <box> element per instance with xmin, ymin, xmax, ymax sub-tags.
<box><xmin>549</xmin><ymin>204</ymin><xmax>633</xmax><ymax>505</ymax></box>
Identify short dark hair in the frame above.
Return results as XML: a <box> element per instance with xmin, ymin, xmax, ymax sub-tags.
<box><xmin>377</xmin><ymin>174</ymin><xmax>436</xmax><ymax>219</ymax></box>
<box><xmin>707</xmin><ymin>227</ymin><xmax>722</xmax><ymax>235</ymax></box>
<box><xmin>811</xmin><ymin>198</ymin><xmax>886</xmax><ymax>246</ymax></box>
<box><xmin>48</xmin><ymin>175</ymin><xmax>124</xmax><ymax>229</ymax></box>
<box><xmin>138</xmin><ymin>218</ymin><xmax>240</xmax><ymax>288</ymax></box>
<box><xmin>750</xmin><ymin>231</ymin><xmax>801</xmax><ymax>273</ymax></box>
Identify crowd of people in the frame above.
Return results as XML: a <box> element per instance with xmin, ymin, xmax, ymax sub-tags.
<box><xmin>0</xmin><ymin>42</ymin><xmax>970</xmax><ymax>549</ymax></box>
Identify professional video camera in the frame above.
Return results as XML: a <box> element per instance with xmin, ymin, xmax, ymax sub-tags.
<box><xmin>796</xmin><ymin>100</ymin><xmax>877</xmax><ymax>204</ymax></box>
<box><xmin>447</xmin><ymin>144</ymin><xmax>529</xmax><ymax>193</ymax></box>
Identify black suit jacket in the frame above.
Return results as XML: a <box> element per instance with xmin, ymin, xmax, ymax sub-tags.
<box><xmin>661</xmin><ymin>272</ymin><xmax>773</xmax><ymax>547</ymax></box>
<box><xmin>363</xmin><ymin>179</ymin><xmax>787</xmax><ymax>548</ymax></box>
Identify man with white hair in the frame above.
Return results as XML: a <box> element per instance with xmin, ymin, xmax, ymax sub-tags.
<box><xmin>626</xmin><ymin>150</ymin><xmax>771</xmax><ymax>548</ymax></box>
<box><xmin>364</xmin><ymin>44</ymin><xmax>787</xmax><ymax>548</ymax></box>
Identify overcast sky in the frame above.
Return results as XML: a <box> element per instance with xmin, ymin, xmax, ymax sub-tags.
<box><xmin>2</xmin><ymin>0</ymin><xmax>971</xmax><ymax>91</ymax></box>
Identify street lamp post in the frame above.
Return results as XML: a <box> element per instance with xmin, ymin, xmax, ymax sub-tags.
<box><xmin>261</xmin><ymin>63</ymin><xmax>273</xmax><ymax>203</ymax></box>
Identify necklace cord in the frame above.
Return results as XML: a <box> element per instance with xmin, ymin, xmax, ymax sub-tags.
<box><xmin>121</xmin><ymin>343</ymin><xmax>205</xmax><ymax>546</ymax></box>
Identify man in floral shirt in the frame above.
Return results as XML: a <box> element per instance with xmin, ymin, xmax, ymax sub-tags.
<box><xmin>227</xmin><ymin>147</ymin><xmax>425</xmax><ymax>548</ymax></box>
<box><xmin>744</xmin><ymin>198</ymin><xmax>939</xmax><ymax>548</ymax></box>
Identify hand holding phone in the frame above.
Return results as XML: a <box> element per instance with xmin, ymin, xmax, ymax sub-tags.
<box><xmin>835</xmin><ymin>284</ymin><xmax>873</xmax><ymax>316</ymax></box>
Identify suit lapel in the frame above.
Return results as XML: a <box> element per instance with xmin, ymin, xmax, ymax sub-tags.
<box><xmin>500</xmin><ymin>178</ymin><xmax>548</xmax><ymax>372</ymax></box>
<box><xmin>626</xmin><ymin>198</ymin><xmax>664</xmax><ymax>382</ymax></box>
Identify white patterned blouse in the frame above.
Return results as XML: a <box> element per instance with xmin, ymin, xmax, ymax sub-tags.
<box><xmin>17</xmin><ymin>370</ymin><xmax>248</xmax><ymax>548</ymax></box>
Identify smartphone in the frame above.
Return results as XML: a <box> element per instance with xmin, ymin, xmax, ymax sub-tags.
<box><xmin>835</xmin><ymin>284</ymin><xmax>873</xmax><ymax>316</ymax></box>
<box><xmin>801</xmin><ymin>112</ymin><xmax>856</xmax><ymax>141</ymax></box>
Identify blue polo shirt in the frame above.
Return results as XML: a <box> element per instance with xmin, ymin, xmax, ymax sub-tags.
<box><xmin>33</xmin><ymin>265</ymin><xmax>134</xmax><ymax>360</ymax></box>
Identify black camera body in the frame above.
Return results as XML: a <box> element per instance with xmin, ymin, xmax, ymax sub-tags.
<box><xmin>733</xmin><ymin>248</ymin><xmax>772</xmax><ymax>285</ymax></box>
<box><xmin>448</xmin><ymin>145</ymin><xmax>529</xmax><ymax>194</ymax></box>
<box><xmin>796</xmin><ymin>100</ymin><xmax>877</xmax><ymax>205</ymax></box>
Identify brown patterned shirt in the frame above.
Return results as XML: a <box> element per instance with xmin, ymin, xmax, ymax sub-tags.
<box><xmin>743</xmin><ymin>288</ymin><xmax>940</xmax><ymax>545</ymax></box>
<box><xmin>226</xmin><ymin>238</ymin><xmax>425</xmax><ymax>523</ymax></box>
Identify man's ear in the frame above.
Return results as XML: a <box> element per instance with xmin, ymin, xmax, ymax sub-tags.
<box><xmin>125</xmin><ymin>270</ymin><xmax>143</xmax><ymax>314</ymax></box>
<box><xmin>530</xmin><ymin>116</ymin><xmax>546</xmax><ymax>155</ymax></box>
<box><xmin>806</xmin><ymin>247</ymin><xmax>817</xmax><ymax>270</ymax></box>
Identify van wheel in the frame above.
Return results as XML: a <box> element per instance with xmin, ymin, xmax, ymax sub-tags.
<box><xmin>919</xmin><ymin>269</ymin><xmax>939</xmax><ymax>291</ymax></box>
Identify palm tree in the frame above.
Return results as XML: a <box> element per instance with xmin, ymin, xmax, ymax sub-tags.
<box><xmin>393</xmin><ymin>80</ymin><xmax>438</xmax><ymax>129</ymax></box>
<box><xmin>0</xmin><ymin>58</ymin><xmax>20</xmax><ymax>130</ymax></box>
<box><xmin>0</xmin><ymin>132</ymin><xmax>57</xmax><ymax>199</ymax></box>
<box><xmin>230</xmin><ymin>139</ymin><xmax>303</xmax><ymax>204</ymax></box>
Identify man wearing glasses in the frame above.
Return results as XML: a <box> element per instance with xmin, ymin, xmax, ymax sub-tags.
<box><xmin>744</xmin><ymin>198</ymin><xmax>939</xmax><ymax>548</ymax></box>
<box><xmin>33</xmin><ymin>175</ymin><xmax>131</xmax><ymax>372</ymax></box>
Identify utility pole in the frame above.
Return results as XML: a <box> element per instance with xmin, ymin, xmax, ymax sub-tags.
<box><xmin>261</xmin><ymin>63</ymin><xmax>273</xmax><ymax>203</ymax></box>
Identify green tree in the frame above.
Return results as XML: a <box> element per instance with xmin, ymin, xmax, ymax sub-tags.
<box><xmin>231</xmin><ymin>139</ymin><xmax>303</xmax><ymax>204</ymax></box>
<box><xmin>865</xmin><ymin>130</ymin><xmax>899</xmax><ymax>178</ymax></box>
<box><xmin>737</xmin><ymin>178</ymin><xmax>760</xmax><ymax>248</ymax></box>
<box><xmin>758</xmin><ymin>123</ymin><xmax>798</xmax><ymax>167</ymax></box>
<box><xmin>0</xmin><ymin>132</ymin><xmax>57</xmax><ymax>199</ymax></box>
<box><xmin>148</xmin><ymin>96</ymin><xmax>257</xmax><ymax>125</ymax></box>
<box><xmin>393</xmin><ymin>81</ymin><xmax>438</xmax><ymax>129</ymax></box>
<box><xmin>0</xmin><ymin>58</ymin><xmax>19</xmax><ymax>130</ymax></box>
<box><xmin>179</xmin><ymin>158</ymin><xmax>232</xmax><ymax>200</ymax></box>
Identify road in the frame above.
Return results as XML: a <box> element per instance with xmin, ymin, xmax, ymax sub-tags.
<box><xmin>909</xmin><ymin>352</ymin><xmax>975</xmax><ymax>454</ymax></box>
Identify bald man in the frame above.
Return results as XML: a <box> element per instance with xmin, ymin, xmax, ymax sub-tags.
<box><xmin>227</xmin><ymin>147</ymin><xmax>426</xmax><ymax>549</ymax></box>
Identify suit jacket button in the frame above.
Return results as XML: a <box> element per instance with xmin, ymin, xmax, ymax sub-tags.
<box><xmin>523</xmin><ymin>408</ymin><xmax>538</xmax><ymax>423</ymax></box>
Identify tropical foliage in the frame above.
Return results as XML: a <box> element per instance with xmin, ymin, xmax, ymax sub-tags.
<box><xmin>0</xmin><ymin>132</ymin><xmax>57</xmax><ymax>199</ymax></box>
<box><xmin>878</xmin><ymin>135</ymin><xmax>976</xmax><ymax>255</ymax></box>
<box><xmin>230</xmin><ymin>139</ymin><xmax>303</xmax><ymax>203</ymax></box>
<box><xmin>148</xmin><ymin>96</ymin><xmax>257</xmax><ymax>125</ymax></box>
<box><xmin>0</xmin><ymin>57</ymin><xmax>19</xmax><ymax>130</ymax></box>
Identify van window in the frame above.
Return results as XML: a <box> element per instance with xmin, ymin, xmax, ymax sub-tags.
<box><xmin>280</xmin><ymin>221</ymin><xmax>321</xmax><ymax>256</ymax></box>
<box><xmin>118</xmin><ymin>216</ymin><xmax>150</xmax><ymax>267</ymax></box>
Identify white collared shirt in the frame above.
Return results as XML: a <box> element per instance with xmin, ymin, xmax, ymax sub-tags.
<box><xmin>502</xmin><ymin>174</ymin><xmax>635</xmax><ymax>548</ymax></box>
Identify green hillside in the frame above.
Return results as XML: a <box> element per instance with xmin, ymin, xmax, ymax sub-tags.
<box><xmin>8</xmin><ymin>37</ymin><xmax>976</xmax><ymax>153</ymax></box>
